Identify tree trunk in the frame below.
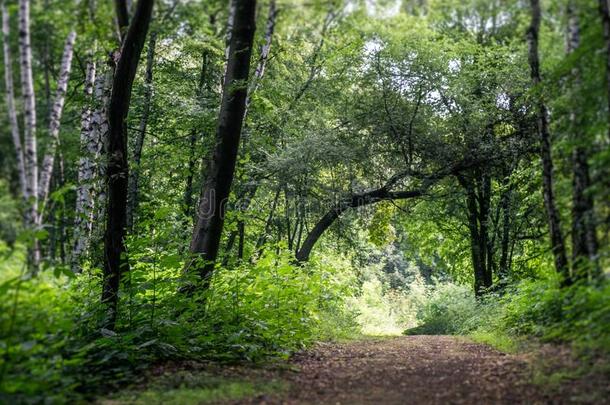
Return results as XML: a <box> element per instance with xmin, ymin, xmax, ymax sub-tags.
<box><xmin>527</xmin><ymin>0</ymin><xmax>569</xmax><ymax>281</ymax></box>
<box><xmin>103</xmin><ymin>0</ymin><xmax>154</xmax><ymax>329</ymax></box>
<box><xmin>18</xmin><ymin>0</ymin><xmax>39</xmax><ymax>266</ymax></box>
<box><xmin>187</xmin><ymin>0</ymin><xmax>257</xmax><ymax>283</ymax></box>
<box><xmin>457</xmin><ymin>174</ymin><xmax>489</xmax><ymax>296</ymax></box>
<box><xmin>38</xmin><ymin>31</ymin><xmax>76</xmax><ymax>215</ymax></box>
<box><xmin>480</xmin><ymin>172</ymin><xmax>493</xmax><ymax>288</ymax></box>
<box><xmin>255</xmin><ymin>186</ymin><xmax>281</xmax><ymax>252</ymax></box>
<box><xmin>600</xmin><ymin>0</ymin><xmax>610</xmax><ymax>141</ymax></box>
<box><xmin>498</xmin><ymin>172</ymin><xmax>513</xmax><ymax>279</ymax></box>
<box><xmin>183</xmin><ymin>129</ymin><xmax>197</xmax><ymax>218</ymax></box>
<box><xmin>243</xmin><ymin>0</ymin><xmax>276</xmax><ymax>119</ymax></box>
<box><xmin>72</xmin><ymin>58</ymin><xmax>97</xmax><ymax>272</ymax></box>
<box><xmin>567</xmin><ymin>2</ymin><xmax>599</xmax><ymax>278</ymax></box>
<box><xmin>115</xmin><ymin>0</ymin><xmax>130</xmax><ymax>41</ymax></box>
<box><xmin>126</xmin><ymin>30</ymin><xmax>156</xmax><ymax>231</ymax></box>
<box><xmin>1</xmin><ymin>2</ymin><xmax>26</xmax><ymax>198</ymax></box>
<box><xmin>90</xmin><ymin>60</ymin><xmax>114</xmax><ymax>249</ymax></box>
<box><xmin>223</xmin><ymin>1</ymin><xmax>276</xmax><ymax>258</ymax></box>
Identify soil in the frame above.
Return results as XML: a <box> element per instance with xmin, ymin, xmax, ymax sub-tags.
<box><xmin>236</xmin><ymin>336</ymin><xmax>609</xmax><ymax>405</ymax></box>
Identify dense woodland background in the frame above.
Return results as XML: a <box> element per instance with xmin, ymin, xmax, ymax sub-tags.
<box><xmin>0</xmin><ymin>0</ymin><xmax>609</xmax><ymax>402</ymax></box>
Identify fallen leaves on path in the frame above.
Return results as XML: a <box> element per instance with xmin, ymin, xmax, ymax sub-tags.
<box><xmin>236</xmin><ymin>336</ymin><xmax>609</xmax><ymax>405</ymax></box>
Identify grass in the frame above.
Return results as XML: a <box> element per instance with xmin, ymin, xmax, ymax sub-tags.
<box><xmin>469</xmin><ymin>330</ymin><xmax>520</xmax><ymax>353</ymax></box>
<box><xmin>100</xmin><ymin>369</ymin><xmax>288</xmax><ymax>405</ymax></box>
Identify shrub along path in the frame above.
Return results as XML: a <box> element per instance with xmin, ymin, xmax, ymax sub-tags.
<box><xmin>236</xmin><ymin>336</ymin><xmax>607</xmax><ymax>404</ymax></box>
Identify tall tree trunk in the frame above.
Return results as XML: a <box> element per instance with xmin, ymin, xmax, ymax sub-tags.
<box><xmin>478</xmin><ymin>171</ymin><xmax>493</xmax><ymax>288</ymax></box>
<box><xmin>115</xmin><ymin>0</ymin><xmax>130</xmax><ymax>41</ymax></box>
<box><xmin>90</xmin><ymin>61</ymin><xmax>114</xmax><ymax>249</ymax></box>
<box><xmin>255</xmin><ymin>186</ymin><xmax>281</xmax><ymax>252</ymax></box>
<box><xmin>183</xmin><ymin>129</ymin><xmax>197</xmax><ymax>218</ymax></box>
<box><xmin>1</xmin><ymin>2</ymin><xmax>26</xmax><ymax>198</ymax></box>
<box><xmin>498</xmin><ymin>171</ymin><xmax>513</xmax><ymax>279</ymax></box>
<box><xmin>458</xmin><ymin>175</ymin><xmax>489</xmax><ymax>296</ymax></box>
<box><xmin>243</xmin><ymin>0</ymin><xmax>276</xmax><ymax>119</ymax></box>
<box><xmin>567</xmin><ymin>2</ymin><xmax>599</xmax><ymax>278</ymax></box>
<box><xmin>103</xmin><ymin>0</ymin><xmax>154</xmax><ymax>329</ymax></box>
<box><xmin>527</xmin><ymin>0</ymin><xmax>569</xmax><ymax>281</ymax></box>
<box><xmin>600</xmin><ymin>0</ymin><xmax>610</xmax><ymax>141</ymax></box>
<box><xmin>38</xmin><ymin>31</ymin><xmax>76</xmax><ymax>215</ymax></box>
<box><xmin>224</xmin><ymin>1</ymin><xmax>277</xmax><ymax>258</ymax></box>
<box><xmin>126</xmin><ymin>30</ymin><xmax>156</xmax><ymax>231</ymax></box>
<box><xmin>72</xmin><ymin>58</ymin><xmax>97</xmax><ymax>272</ymax></box>
<box><xmin>18</xmin><ymin>0</ymin><xmax>39</xmax><ymax>266</ymax></box>
<box><xmin>187</xmin><ymin>0</ymin><xmax>257</xmax><ymax>283</ymax></box>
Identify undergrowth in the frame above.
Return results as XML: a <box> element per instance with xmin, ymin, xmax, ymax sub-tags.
<box><xmin>0</xmin><ymin>241</ymin><xmax>359</xmax><ymax>403</ymax></box>
<box><xmin>405</xmin><ymin>277</ymin><xmax>610</xmax><ymax>357</ymax></box>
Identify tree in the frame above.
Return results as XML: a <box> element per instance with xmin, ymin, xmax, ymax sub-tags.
<box><xmin>566</xmin><ymin>2</ymin><xmax>599</xmax><ymax>279</ymax></box>
<box><xmin>187</xmin><ymin>0</ymin><xmax>257</xmax><ymax>284</ymax></box>
<box><xmin>526</xmin><ymin>0</ymin><xmax>569</xmax><ymax>282</ymax></box>
<box><xmin>102</xmin><ymin>0</ymin><xmax>154</xmax><ymax>328</ymax></box>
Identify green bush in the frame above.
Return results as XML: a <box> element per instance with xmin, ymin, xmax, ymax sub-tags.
<box><xmin>405</xmin><ymin>282</ymin><xmax>478</xmax><ymax>335</ymax></box>
<box><xmin>404</xmin><ymin>277</ymin><xmax>610</xmax><ymax>356</ymax></box>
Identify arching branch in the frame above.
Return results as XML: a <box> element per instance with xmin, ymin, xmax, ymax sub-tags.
<box><xmin>295</xmin><ymin>159</ymin><xmax>480</xmax><ymax>262</ymax></box>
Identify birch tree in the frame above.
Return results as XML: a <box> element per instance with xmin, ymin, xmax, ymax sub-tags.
<box><xmin>2</xmin><ymin>1</ymin><xmax>26</xmax><ymax>198</ymax></box>
<box><xmin>38</xmin><ymin>30</ymin><xmax>76</xmax><ymax>216</ymax></box>
<box><xmin>72</xmin><ymin>58</ymin><xmax>97</xmax><ymax>272</ymax></box>
<box><xmin>18</xmin><ymin>0</ymin><xmax>37</xmax><ymax>231</ymax></box>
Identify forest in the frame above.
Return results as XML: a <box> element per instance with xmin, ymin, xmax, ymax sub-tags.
<box><xmin>0</xmin><ymin>0</ymin><xmax>609</xmax><ymax>403</ymax></box>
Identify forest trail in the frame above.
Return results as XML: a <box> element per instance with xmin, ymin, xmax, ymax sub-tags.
<box><xmin>236</xmin><ymin>336</ymin><xmax>599</xmax><ymax>405</ymax></box>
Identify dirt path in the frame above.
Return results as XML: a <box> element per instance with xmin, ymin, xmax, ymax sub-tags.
<box><xmin>238</xmin><ymin>336</ymin><xmax>607</xmax><ymax>404</ymax></box>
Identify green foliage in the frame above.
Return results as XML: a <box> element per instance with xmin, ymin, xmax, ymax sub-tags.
<box><xmin>186</xmin><ymin>250</ymin><xmax>359</xmax><ymax>361</ymax></box>
<box><xmin>0</xmin><ymin>243</ymin><xmax>358</xmax><ymax>402</ymax></box>
<box><xmin>405</xmin><ymin>278</ymin><xmax>610</xmax><ymax>357</ymax></box>
<box><xmin>405</xmin><ymin>282</ymin><xmax>478</xmax><ymax>335</ymax></box>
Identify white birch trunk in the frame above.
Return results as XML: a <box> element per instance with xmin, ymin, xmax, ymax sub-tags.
<box><xmin>38</xmin><ymin>30</ymin><xmax>76</xmax><ymax>215</ymax></box>
<box><xmin>222</xmin><ymin>0</ymin><xmax>236</xmax><ymax>82</ymax></box>
<box><xmin>90</xmin><ymin>63</ymin><xmax>114</xmax><ymax>244</ymax></box>
<box><xmin>244</xmin><ymin>0</ymin><xmax>276</xmax><ymax>118</ymax></box>
<box><xmin>71</xmin><ymin>58</ymin><xmax>96</xmax><ymax>272</ymax></box>
<box><xmin>18</xmin><ymin>0</ymin><xmax>37</xmax><ymax>227</ymax></box>
<box><xmin>1</xmin><ymin>2</ymin><xmax>26</xmax><ymax>198</ymax></box>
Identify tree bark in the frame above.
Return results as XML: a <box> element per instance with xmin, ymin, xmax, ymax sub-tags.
<box><xmin>1</xmin><ymin>1</ymin><xmax>26</xmax><ymax>198</ymax></box>
<box><xmin>72</xmin><ymin>58</ymin><xmax>97</xmax><ymax>272</ymax></box>
<box><xmin>600</xmin><ymin>0</ymin><xmax>610</xmax><ymax>141</ymax></box>
<box><xmin>102</xmin><ymin>0</ymin><xmax>154</xmax><ymax>329</ymax></box>
<box><xmin>187</xmin><ymin>0</ymin><xmax>257</xmax><ymax>283</ymax></box>
<box><xmin>126</xmin><ymin>30</ymin><xmax>156</xmax><ymax>231</ymax></box>
<box><xmin>223</xmin><ymin>0</ymin><xmax>277</xmax><ymax>258</ymax></box>
<box><xmin>115</xmin><ymin>0</ymin><xmax>130</xmax><ymax>41</ymax></box>
<box><xmin>527</xmin><ymin>0</ymin><xmax>569</xmax><ymax>281</ymax></box>
<box><xmin>457</xmin><ymin>174</ymin><xmax>492</xmax><ymax>296</ymax></box>
<box><xmin>567</xmin><ymin>2</ymin><xmax>599</xmax><ymax>278</ymax></box>
<box><xmin>38</xmin><ymin>31</ymin><xmax>76</xmax><ymax>214</ymax></box>
<box><xmin>90</xmin><ymin>59</ymin><xmax>115</xmax><ymax>250</ymax></box>
<box><xmin>18</xmin><ymin>0</ymin><xmax>39</xmax><ymax>266</ymax></box>
<box><xmin>244</xmin><ymin>0</ymin><xmax>276</xmax><ymax>119</ymax></box>
<box><xmin>498</xmin><ymin>172</ymin><xmax>513</xmax><ymax>279</ymax></box>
